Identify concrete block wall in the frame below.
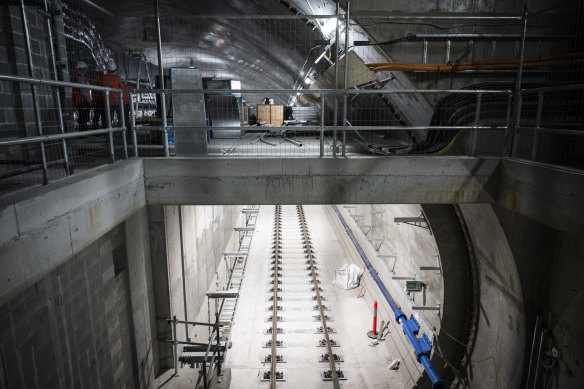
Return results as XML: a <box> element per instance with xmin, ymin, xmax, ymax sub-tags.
<box><xmin>0</xmin><ymin>4</ymin><xmax>63</xmax><ymax>163</ymax></box>
<box><xmin>0</xmin><ymin>206</ymin><xmax>156</xmax><ymax>389</ymax></box>
<box><xmin>0</xmin><ymin>225</ymin><xmax>123</xmax><ymax>388</ymax></box>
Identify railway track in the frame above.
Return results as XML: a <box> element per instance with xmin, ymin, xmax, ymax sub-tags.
<box><xmin>263</xmin><ymin>205</ymin><xmax>342</xmax><ymax>388</ymax></box>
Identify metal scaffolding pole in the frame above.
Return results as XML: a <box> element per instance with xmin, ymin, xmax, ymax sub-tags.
<box><xmin>333</xmin><ymin>2</ymin><xmax>340</xmax><ymax>157</ymax></box>
<box><xmin>342</xmin><ymin>0</ymin><xmax>350</xmax><ymax>157</ymax></box>
<box><xmin>508</xmin><ymin>3</ymin><xmax>528</xmax><ymax>157</ymax></box>
<box><xmin>43</xmin><ymin>0</ymin><xmax>70</xmax><ymax>176</ymax></box>
<box><xmin>155</xmin><ymin>0</ymin><xmax>169</xmax><ymax>157</ymax></box>
<box><xmin>20</xmin><ymin>0</ymin><xmax>48</xmax><ymax>184</ymax></box>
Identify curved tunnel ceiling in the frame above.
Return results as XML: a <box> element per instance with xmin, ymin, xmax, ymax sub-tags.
<box><xmin>96</xmin><ymin>0</ymin><xmax>334</xmax><ymax>95</ymax></box>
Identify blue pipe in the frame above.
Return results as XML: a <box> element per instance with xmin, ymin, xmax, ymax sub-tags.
<box><xmin>331</xmin><ymin>205</ymin><xmax>446</xmax><ymax>389</ymax></box>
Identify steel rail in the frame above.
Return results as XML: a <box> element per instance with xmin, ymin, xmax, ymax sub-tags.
<box><xmin>297</xmin><ymin>205</ymin><xmax>340</xmax><ymax>389</ymax></box>
<box><xmin>270</xmin><ymin>205</ymin><xmax>281</xmax><ymax>388</ymax></box>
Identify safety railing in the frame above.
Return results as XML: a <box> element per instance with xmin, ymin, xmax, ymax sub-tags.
<box><xmin>0</xmin><ymin>74</ymin><xmax>128</xmax><ymax>187</ymax></box>
<box><xmin>512</xmin><ymin>84</ymin><xmax>584</xmax><ymax>169</ymax></box>
<box><xmin>130</xmin><ymin>87</ymin><xmax>513</xmax><ymax>158</ymax></box>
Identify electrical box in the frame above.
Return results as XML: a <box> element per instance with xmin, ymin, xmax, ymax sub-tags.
<box><xmin>405</xmin><ymin>281</ymin><xmax>425</xmax><ymax>292</ymax></box>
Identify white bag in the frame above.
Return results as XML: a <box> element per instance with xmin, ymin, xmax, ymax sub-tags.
<box><xmin>332</xmin><ymin>264</ymin><xmax>364</xmax><ymax>290</ymax></box>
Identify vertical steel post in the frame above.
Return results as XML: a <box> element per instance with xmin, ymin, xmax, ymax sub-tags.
<box><xmin>472</xmin><ymin>93</ymin><xmax>482</xmax><ymax>156</ymax></box>
<box><xmin>155</xmin><ymin>0</ymin><xmax>169</xmax><ymax>157</ymax></box>
<box><xmin>504</xmin><ymin>92</ymin><xmax>513</xmax><ymax>131</ymax></box>
<box><xmin>105</xmin><ymin>91</ymin><xmax>115</xmax><ymax>163</ymax></box>
<box><xmin>342</xmin><ymin>0</ymin><xmax>350</xmax><ymax>157</ymax></box>
<box><xmin>178</xmin><ymin>206</ymin><xmax>189</xmax><ymax>339</ymax></box>
<box><xmin>43</xmin><ymin>0</ymin><xmax>69</xmax><ymax>176</ymax></box>
<box><xmin>20</xmin><ymin>0</ymin><xmax>48</xmax><ymax>184</ymax></box>
<box><xmin>172</xmin><ymin>316</ymin><xmax>179</xmax><ymax>377</ymax></box>
<box><xmin>320</xmin><ymin>92</ymin><xmax>325</xmax><ymax>157</ymax></box>
<box><xmin>135</xmin><ymin>58</ymin><xmax>142</xmax><ymax>115</ymax></box>
<box><xmin>130</xmin><ymin>92</ymin><xmax>138</xmax><ymax>157</ymax></box>
<box><xmin>507</xmin><ymin>3</ymin><xmax>528</xmax><ymax>157</ymax></box>
<box><xmin>531</xmin><ymin>90</ymin><xmax>544</xmax><ymax>161</ymax></box>
<box><xmin>333</xmin><ymin>2</ymin><xmax>339</xmax><ymax>157</ymax></box>
<box><xmin>119</xmin><ymin>90</ymin><xmax>128</xmax><ymax>159</ymax></box>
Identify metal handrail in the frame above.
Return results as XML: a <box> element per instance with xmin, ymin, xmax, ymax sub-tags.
<box><xmin>0</xmin><ymin>127</ymin><xmax>125</xmax><ymax>147</ymax></box>
<box><xmin>136</xmin><ymin>125</ymin><xmax>509</xmax><ymax>132</ymax></box>
<box><xmin>521</xmin><ymin>83</ymin><xmax>584</xmax><ymax>93</ymax></box>
<box><xmin>133</xmin><ymin>88</ymin><xmax>512</xmax><ymax>95</ymax></box>
<box><xmin>0</xmin><ymin>73</ymin><xmax>122</xmax><ymax>93</ymax></box>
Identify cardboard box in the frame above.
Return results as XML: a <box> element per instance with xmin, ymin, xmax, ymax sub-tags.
<box><xmin>257</xmin><ymin>104</ymin><xmax>283</xmax><ymax>126</ymax></box>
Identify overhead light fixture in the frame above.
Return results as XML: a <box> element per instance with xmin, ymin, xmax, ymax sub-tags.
<box><xmin>304</xmin><ymin>76</ymin><xmax>313</xmax><ymax>86</ymax></box>
<box><xmin>321</xmin><ymin>18</ymin><xmax>337</xmax><ymax>37</ymax></box>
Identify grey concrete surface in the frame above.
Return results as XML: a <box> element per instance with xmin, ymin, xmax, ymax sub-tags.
<box><xmin>459</xmin><ymin>204</ymin><xmax>525</xmax><ymax>389</ymax></box>
<box><xmin>0</xmin><ymin>159</ymin><xmax>145</xmax><ymax>306</ymax></box>
<box><xmin>143</xmin><ymin>157</ymin><xmax>499</xmax><ymax>205</ymax></box>
<box><xmin>497</xmin><ymin>158</ymin><xmax>584</xmax><ymax>234</ymax></box>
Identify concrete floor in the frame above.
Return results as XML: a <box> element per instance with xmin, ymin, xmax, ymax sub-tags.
<box><xmin>224</xmin><ymin>205</ymin><xmax>405</xmax><ymax>389</ymax></box>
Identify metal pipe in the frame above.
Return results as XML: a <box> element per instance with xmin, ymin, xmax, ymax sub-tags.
<box><xmin>105</xmin><ymin>92</ymin><xmax>115</xmax><ymax>163</ymax></box>
<box><xmin>0</xmin><ymin>127</ymin><xmax>125</xmax><ymax>147</ymax></box>
<box><xmin>472</xmin><ymin>93</ymin><xmax>482</xmax><ymax>156</ymax></box>
<box><xmin>533</xmin><ymin>327</ymin><xmax>546</xmax><ymax>388</ymax></box>
<box><xmin>172</xmin><ymin>316</ymin><xmax>179</xmax><ymax>376</ymax></box>
<box><xmin>155</xmin><ymin>14</ymin><xmax>519</xmax><ymax>20</ymax></box>
<box><xmin>178</xmin><ymin>206</ymin><xmax>189</xmax><ymax>339</ymax></box>
<box><xmin>320</xmin><ymin>93</ymin><xmax>325</xmax><ymax>157</ymax></box>
<box><xmin>129</xmin><ymin>93</ymin><xmax>138</xmax><ymax>157</ymax></box>
<box><xmin>119</xmin><ymin>91</ymin><xmax>128</xmax><ymax>159</ymax></box>
<box><xmin>333</xmin><ymin>1</ymin><xmax>339</xmax><ymax>157</ymax></box>
<box><xmin>133</xmin><ymin>87</ymin><xmax>511</xmax><ymax>95</ymax></box>
<box><xmin>342</xmin><ymin>0</ymin><xmax>350</xmax><ymax>157</ymax></box>
<box><xmin>531</xmin><ymin>91</ymin><xmax>544</xmax><ymax>161</ymax></box>
<box><xmin>331</xmin><ymin>205</ymin><xmax>446</xmax><ymax>389</ymax></box>
<box><xmin>135</xmin><ymin>58</ymin><xmax>142</xmax><ymax>115</ymax></box>
<box><xmin>517</xmin><ymin>126</ymin><xmax>584</xmax><ymax>137</ymax></box>
<box><xmin>0</xmin><ymin>74</ymin><xmax>120</xmax><ymax>92</ymax></box>
<box><xmin>155</xmin><ymin>0</ymin><xmax>169</xmax><ymax>157</ymax></box>
<box><xmin>525</xmin><ymin>315</ymin><xmax>542</xmax><ymax>387</ymax></box>
<box><xmin>414</xmin><ymin>33</ymin><xmax>567</xmax><ymax>39</ymax></box>
<box><xmin>132</xmin><ymin>125</ymin><xmax>508</xmax><ymax>133</ymax></box>
<box><xmin>350</xmin><ymin>14</ymin><xmax>522</xmax><ymax>20</ymax></box>
<box><xmin>507</xmin><ymin>3</ymin><xmax>528</xmax><ymax>157</ymax></box>
<box><xmin>80</xmin><ymin>0</ymin><xmax>114</xmax><ymax>17</ymax></box>
<box><xmin>20</xmin><ymin>0</ymin><xmax>48</xmax><ymax>184</ymax></box>
<box><xmin>43</xmin><ymin>0</ymin><xmax>69</xmax><ymax>176</ymax></box>
<box><xmin>522</xmin><ymin>83</ymin><xmax>584</xmax><ymax>93</ymax></box>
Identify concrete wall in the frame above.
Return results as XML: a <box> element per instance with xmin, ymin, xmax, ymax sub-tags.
<box><xmin>493</xmin><ymin>204</ymin><xmax>584</xmax><ymax>388</ymax></box>
<box><xmin>459</xmin><ymin>204</ymin><xmax>525</xmax><ymax>389</ymax></box>
<box><xmin>149</xmin><ymin>204</ymin><xmax>242</xmax><ymax>370</ymax></box>
<box><xmin>0</xmin><ymin>206</ymin><xmax>156</xmax><ymax>389</ymax></box>
<box><xmin>326</xmin><ymin>205</ymin><xmax>442</xmax><ymax>388</ymax></box>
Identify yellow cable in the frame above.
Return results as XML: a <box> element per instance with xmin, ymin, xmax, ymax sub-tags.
<box><xmin>433</xmin><ymin>130</ymin><xmax>465</xmax><ymax>156</ymax></box>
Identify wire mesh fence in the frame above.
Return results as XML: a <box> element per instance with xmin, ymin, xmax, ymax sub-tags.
<box><xmin>1</xmin><ymin>1</ymin><xmax>583</xmax><ymax>192</ymax></box>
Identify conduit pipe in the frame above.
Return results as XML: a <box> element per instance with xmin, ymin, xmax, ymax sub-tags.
<box><xmin>366</xmin><ymin>52</ymin><xmax>584</xmax><ymax>72</ymax></box>
<box><xmin>331</xmin><ymin>205</ymin><xmax>446</xmax><ymax>389</ymax></box>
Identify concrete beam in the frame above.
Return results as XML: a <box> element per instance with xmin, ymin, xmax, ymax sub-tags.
<box><xmin>143</xmin><ymin>157</ymin><xmax>499</xmax><ymax>205</ymax></box>
<box><xmin>0</xmin><ymin>159</ymin><xmax>145</xmax><ymax>306</ymax></box>
<box><xmin>496</xmin><ymin>159</ymin><xmax>584</xmax><ymax>234</ymax></box>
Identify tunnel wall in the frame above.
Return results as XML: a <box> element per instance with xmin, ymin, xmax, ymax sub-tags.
<box><xmin>459</xmin><ymin>204</ymin><xmax>525</xmax><ymax>388</ymax></box>
<box><xmin>493</xmin><ymin>204</ymin><xmax>584</xmax><ymax>388</ymax></box>
<box><xmin>149</xmin><ymin>204</ymin><xmax>242</xmax><ymax>369</ymax></box>
<box><xmin>0</xmin><ymin>207</ymin><xmax>156</xmax><ymax>389</ymax></box>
